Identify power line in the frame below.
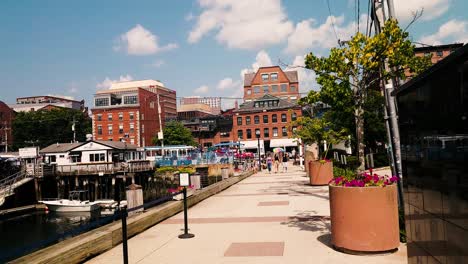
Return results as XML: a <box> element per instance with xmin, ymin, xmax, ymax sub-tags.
<box><xmin>365</xmin><ymin>0</ymin><xmax>371</xmax><ymax>37</ymax></box>
<box><xmin>357</xmin><ymin>0</ymin><xmax>361</xmax><ymax>33</ymax></box>
<box><xmin>325</xmin><ymin>0</ymin><xmax>340</xmax><ymax>44</ymax></box>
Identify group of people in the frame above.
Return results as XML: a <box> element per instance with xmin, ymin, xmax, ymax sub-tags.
<box><xmin>265</xmin><ymin>152</ymin><xmax>289</xmax><ymax>173</ymax></box>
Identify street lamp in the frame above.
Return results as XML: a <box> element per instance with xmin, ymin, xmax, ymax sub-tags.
<box><xmin>255</xmin><ymin>130</ymin><xmax>261</xmax><ymax>171</ymax></box>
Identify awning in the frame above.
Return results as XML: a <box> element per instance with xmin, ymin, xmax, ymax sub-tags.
<box><xmin>240</xmin><ymin>140</ymin><xmax>262</xmax><ymax>149</ymax></box>
<box><xmin>270</xmin><ymin>138</ymin><xmax>299</xmax><ymax>148</ymax></box>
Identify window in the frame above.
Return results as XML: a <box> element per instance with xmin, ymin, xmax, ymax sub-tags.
<box><xmin>280</xmin><ymin>84</ymin><xmax>287</xmax><ymax>92</ymax></box>
<box><xmin>220</xmin><ymin>132</ymin><xmax>230</xmax><ymax>138</ymax></box>
<box><xmin>282</xmin><ymin>127</ymin><xmax>287</xmax><ymax>136</ymax></box>
<box><xmin>237</xmin><ymin>117</ymin><xmax>242</xmax><ymax>125</ymax></box>
<box><xmin>254</xmin><ymin>115</ymin><xmax>260</xmax><ymax>124</ymax></box>
<box><xmin>292</xmin><ymin>126</ymin><xmax>297</xmax><ymax>133</ymax></box>
<box><xmin>263</xmin><ymin>115</ymin><xmax>268</xmax><ymax>124</ymax></box>
<box><xmin>142</xmin><ymin>124</ymin><xmax>145</xmax><ymax>133</ymax></box>
<box><xmin>290</xmin><ymin>85</ymin><xmax>296</xmax><ymax>92</ymax></box>
<box><xmin>291</xmin><ymin>112</ymin><xmax>297</xmax><ymax>121</ymax></box>
<box><xmin>130</xmin><ymin>123</ymin><xmax>134</xmax><ymax>133</ymax></box>
<box><xmin>130</xmin><ymin>139</ymin><xmax>135</xmax><ymax>144</ymax></box>
<box><xmin>246</xmin><ymin>129</ymin><xmax>252</xmax><ymax>139</ymax></box>
<box><xmin>124</xmin><ymin>95</ymin><xmax>138</xmax><ymax>105</ymax></box>
<box><xmin>119</xmin><ymin>124</ymin><xmax>124</xmax><ymax>134</ymax></box>
<box><xmin>71</xmin><ymin>156</ymin><xmax>81</xmax><ymax>163</ymax></box>
<box><xmin>97</xmin><ymin>114</ymin><xmax>102</xmax><ymax>121</ymax></box>
<box><xmin>271</xmin><ymin>73</ymin><xmax>278</xmax><ymax>80</ymax></box>
<box><xmin>264</xmin><ymin>128</ymin><xmax>269</xmax><ymax>137</ymax></box>
<box><xmin>141</xmin><ymin>113</ymin><xmax>144</xmax><ymax>120</ymax></box>
<box><xmin>263</xmin><ymin>85</ymin><xmax>269</xmax><ymax>93</ymax></box>
<box><xmin>59</xmin><ymin>155</ymin><xmax>65</xmax><ymax>158</ymax></box>
<box><xmin>246</xmin><ymin>89</ymin><xmax>252</xmax><ymax>95</ymax></box>
<box><xmin>436</xmin><ymin>50</ymin><xmax>443</xmax><ymax>57</ymax></box>
<box><xmin>150</xmin><ymin>101</ymin><xmax>155</xmax><ymax>108</ymax></box>
<box><xmin>97</xmin><ymin>125</ymin><xmax>102</xmax><ymax>135</ymax></box>
<box><xmin>89</xmin><ymin>153</ymin><xmax>105</xmax><ymax>162</ymax></box>
<box><xmin>271</xmin><ymin>85</ymin><xmax>278</xmax><ymax>93</ymax></box>
<box><xmin>273</xmin><ymin>127</ymin><xmax>278</xmax><ymax>137</ymax></box>
<box><xmin>95</xmin><ymin>97</ymin><xmax>109</xmax><ymax>107</ymax></box>
<box><xmin>254</xmin><ymin>86</ymin><xmax>261</xmax><ymax>93</ymax></box>
<box><xmin>261</xmin><ymin>74</ymin><xmax>269</xmax><ymax>81</ymax></box>
<box><xmin>281</xmin><ymin>113</ymin><xmax>287</xmax><ymax>122</ymax></box>
<box><xmin>49</xmin><ymin>155</ymin><xmax>56</xmax><ymax>163</ymax></box>
<box><xmin>107</xmin><ymin>113</ymin><xmax>112</xmax><ymax>121</ymax></box>
<box><xmin>108</xmin><ymin>125</ymin><xmax>113</xmax><ymax>135</ymax></box>
<box><xmin>237</xmin><ymin>130</ymin><xmax>243</xmax><ymax>139</ymax></box>
<box><xmin>118</xmin><ymin>112</ymin><xmax>123</xmax><ymax>121</ymax></box>
<box><xmin>129</xmin><ymin>112</ymin><xmax>134</xmax><ymax>120</ymax></box>
<box><xmin>246</xmin><ymin>116</ymin><xmax>251</xmax><ymax>125</ymax></box>
<box><xmin>272</xmin><ymin>114</ymin><xmax>277</xmax><ymax>123</ymax></box>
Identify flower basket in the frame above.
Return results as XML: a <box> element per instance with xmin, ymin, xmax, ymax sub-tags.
<box><xmin>329</xmin><ymin>183</ymin><xmax>399</xmax><ymax>253</ymax></box>
<box><xmin>309</xmin><ymin>160</ymin><xmax>333</xmax><ymax>185</ymax></box>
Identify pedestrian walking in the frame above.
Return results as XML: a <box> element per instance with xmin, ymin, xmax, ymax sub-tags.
<box><xmin>274</xmin><ymin>154</ymin><xmax>280</xmax><ymax>173</ymax></box>
<box><xmin>282</xmin><ymin>153</ymin><xmax>288</xmax><ymax>172</ymax></box>
<box><xmin>266</xmin><ymin>154</ymin><xmax>273</xmax><ymax>174</ymax></box>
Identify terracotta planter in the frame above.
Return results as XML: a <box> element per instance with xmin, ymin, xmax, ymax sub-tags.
<box><xmin>309</xmin><ymin>161</ymin><xmax>333</xmax><ymax>185</ymax></box>
<box><xmin>329</xmin><ymin>184</ymin><xmax>399</xmax><ymax>253</ymax></box>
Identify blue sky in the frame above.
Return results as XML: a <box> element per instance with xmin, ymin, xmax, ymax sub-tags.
<box><xmin>1</xmin><ymin>0</ymin><xmax>467</xmax><ymax>109</ymax></box>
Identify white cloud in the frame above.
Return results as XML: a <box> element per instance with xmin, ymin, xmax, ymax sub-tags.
<box><xmin>240</xmin><ymin>50</ymin><xmax>273</xmax><ymax>77</ymax></box>
<box><xmin>419</xmin><ymin>19</ymin><xmax>468</xmax><ymax>45</ymax></box>
<box><xmin>285</xmin><ymin>15</ymin><xmax>367</xmax><ymax>55</ymax></box>
<box><xmin>217</xmin><ymin>78</ymin><xmax>241</xmax><ymax>91</ymax></box>
<box><xmin>115</xmin><ymin>24</ymin><xmax>178</xmax><ymax>55</ymax></box>
<box><xmin>194</xmin><ymin>85</ymin><xmax>209</xmax><ymax>94</ymax></box>
<box><xmin>96</xmin><ymin>74</ymin><xmax>134</xmax><ymax>89</ymax></box>
<box><xmin>188</xmin><ymin>0</ymin><xmax>293</xmax><ymax>50</ymax></box>
<box><xmin>286</xmin><ymin>55</ymin><xmax>318</xmax><ymax>93</ymax></box>
<box><xmin>394</xmin><ymin>0</ymin><xmax>450</xmax><ymax>22</ymax></box>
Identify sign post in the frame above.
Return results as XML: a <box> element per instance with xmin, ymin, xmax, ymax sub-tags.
<box><xmin>178</xmin><ymin>172</ymin><xmax>195</xmax><ymax>239</ymax></box>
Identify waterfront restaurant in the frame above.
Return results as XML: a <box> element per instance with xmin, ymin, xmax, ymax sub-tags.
<box><xmin>40</xmin><ymin>140</ymin><xmax>149</xmax><ymax>175</ymax></box>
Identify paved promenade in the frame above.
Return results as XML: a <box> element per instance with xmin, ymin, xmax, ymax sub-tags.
<box><xmin>88</xmin><ymin>164</ymin><xmax>406</xmax><ymax>264</ymax></box>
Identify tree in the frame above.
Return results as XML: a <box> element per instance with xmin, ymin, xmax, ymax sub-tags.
<box><xmin>151</xmin><ymin>121</ymin><xmax>196</xmax><ymax>146</ymax></box>
<box><xmin>302</xmin><ymin>19</ymin><xmax>431</xmax><ymax>170</ymax></box>
<box><xmin>12</xmin><ymin>108</ymin><xmax>91</xmax><ymax>149</ymax></box>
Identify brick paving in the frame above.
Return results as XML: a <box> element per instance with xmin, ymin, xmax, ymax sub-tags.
<box><xmin>87</xmin><ymin>164</ymin><xmax>407</xmax><ymax>264</ymax></box>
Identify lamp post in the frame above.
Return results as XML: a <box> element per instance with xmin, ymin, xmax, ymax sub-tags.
<box><xmin>255</xmin><ymin>130</ymin><xmax>261</xmax><ymax>171</ymax></box>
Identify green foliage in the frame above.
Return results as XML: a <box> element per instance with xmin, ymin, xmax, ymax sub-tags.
<box><xmin>12</xmin><ymin>108</ymin><xmax>91</xmax><ymax>149</ymax></box>
<box><xmin>155</xmin><ymin>166</ymin><xmax>177</xmax><ymax>175</ymax></box>
<box><xmin>333</xmin><ymin>166</ymin><xmax>356</xmax><ymax>181</ymax></box>
<box><xmin>177</xmin><ymin>166</ymin><xmax>196</xmax><ymax>174</ymax></box>
<box><xmin>301</xmin><ymin>19</ymin><xmax>431</xmax><ymax>169</ymax></box>
<box><xmin>152</xmin><ymin>120</ymin><xmax>196</xmax><ymax>146</ymax></box>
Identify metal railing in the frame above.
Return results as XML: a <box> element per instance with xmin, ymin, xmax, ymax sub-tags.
<box><xmin>55</xmin><ymin>161</ymin><xmax>153</xmax><ymax>176</ymax></box>
<box><xmin>0</xmin><ymin>170</ymin><xmax>31</xmax><ymax>204</ymax></box>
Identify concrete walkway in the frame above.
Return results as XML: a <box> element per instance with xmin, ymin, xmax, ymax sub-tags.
<box><xmin>87</xmin><ymin>164</ymin><xmax>407</xmax><ymax>264</ymax></box>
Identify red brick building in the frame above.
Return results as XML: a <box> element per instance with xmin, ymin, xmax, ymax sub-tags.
<box><xmin>91</xmin><ymin>80</ymin><xmax>176</xmax><ymax>147</ymax></box>
<box><xmin>243</xmin><ymin>66</ymin><xmax>300</xmax><ymax>102</ymax></box>
<box><xmin>414</xmin><ymin>43</ymin><xmax>463</xmax><ymax>64</ymax></box>
<box><xmin>0</xmin><ymin>101</ymin><xmax>15</xmax><ymax>152</ymax></box>
<box><xmin>233</xmin><ymin>94</ymin><xmax>301</xmax><ymax>154</ymax></box>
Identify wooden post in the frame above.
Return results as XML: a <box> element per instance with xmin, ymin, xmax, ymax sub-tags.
<box><xmin>94</xmin><ymin>178</ymin><xmax>99</xmax><ymax>200</ymax></box>
<box><xmin>34</xmin><ymin>178</ymin><xmax>42</xmax><ymax>201</ymax></box>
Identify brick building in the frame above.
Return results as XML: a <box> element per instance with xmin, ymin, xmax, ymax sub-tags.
<box><xmin>9</xmin><ymin>95</ymin><xmax>85</xmax><ymax>113</ymax></box>
<box><xmin>0</xmin><ymin>101</ymin><xmax>15</xmax><ymax>152</ymax></box>
<box><xmin>233</xmin><ymin>94</ymin><xmax>301</xmax><ymax>154</ymax></box>
<box><xmin>414</xmin><ymin>43</ymin><xmax>463</xmax><ymax>64</ymax></box>
<box><xmin>243</xmin><ymin>66</ymin><xmax>300</xmax><ymax>102</ymax></box>
<box><xmin>180</xmin><ymin>96</ymin><xmax>221</xmax><ymax>115</ymax></box>
<box><xmin>91</xmin><ymin>80</ymin><xmax>176</xmax><ymax>147</ymax></box>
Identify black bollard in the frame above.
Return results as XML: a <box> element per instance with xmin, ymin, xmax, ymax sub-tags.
<box><xmin>178</xmin><ymin>187</ymin><xmax>195</xmax><ymax>239</ymax></box>
<box><xmin>121</xmin><ymin>206</ymin><xmax>129</xmax><ymax>264</ymax></box>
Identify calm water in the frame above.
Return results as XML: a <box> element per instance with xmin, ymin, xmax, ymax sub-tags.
<box><xmin>0</xmin><ymin>210</ymin><xmax>113</xmax><ymax>263</ymax></box>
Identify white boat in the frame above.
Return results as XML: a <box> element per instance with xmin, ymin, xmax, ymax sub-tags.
<box><xmin>40</xmin><ymin>191</ymin><xmax>100</xmax><ymax>212</ymax></box>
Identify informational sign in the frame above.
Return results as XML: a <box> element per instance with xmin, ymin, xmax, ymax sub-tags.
<box><xmin>19</xmin><ymin>147</ymin><xmax>39</xmax><ymax>158</ymax></box>
<box><xmin>157</xmin><ymin>131</ymin><xmax>164</xmax><ymax>140</ymax></box>
<box><xmin>179</xmin><ymin>173</ymin><xmax>190</xmax><ymax>187</ymax></box>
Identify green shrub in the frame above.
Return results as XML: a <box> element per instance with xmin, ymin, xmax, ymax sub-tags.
<box><xmin>155</xmin><ymin>166</ymin><xmax>177</xmax><ymax>174</ymax></box>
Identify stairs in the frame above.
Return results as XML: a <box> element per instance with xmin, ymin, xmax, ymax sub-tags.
<box><xmin>0</xmin><ymin>170</ymin><xmax>33</xmax><ymax>206</ymax></box>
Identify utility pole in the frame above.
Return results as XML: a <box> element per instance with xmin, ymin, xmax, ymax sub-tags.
<box><xmin>72</xmin><ymin>117</ymin><xmax>77</xmax><ymax>143</ymax></box>
<box><xmin>372</xmin><ymin>0</ymin><xmax>404</xmax><ymax>208</ymax></box>
<box><xmin>4</xmin><ymin>121</ymin><xmax>10</xmax><ymax>153</ymax></box>
<box><xmin>157</xmin><ymin>93</ymin><xmax>164</xmax><ymax>155</ymax></box>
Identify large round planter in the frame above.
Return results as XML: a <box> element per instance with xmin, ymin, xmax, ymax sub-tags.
<box><xmin>309</xmin><ymin>161</ymin><xmax>333</xmax><ymax>185</ymax></box>
<box><xmin>329</xmin><ymin>184</ymin><xmax>399</xmax><ymax>253</ymax></box>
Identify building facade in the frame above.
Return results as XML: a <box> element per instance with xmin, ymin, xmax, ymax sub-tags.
<box><xmin>243</xmin><ymin>66</ymin><xmax>300</xmax><ymax>102</ymax></box>
<box><xmin>91</xmin><ymin>80</ymin><xmax>177</xmax><ymax>147</ymax></box>
<box><xmin>233</xmin><ymin>94</ymin><xmax>301</xmax><ymax>154</ymax></box>
<box><xmin>395</xmin><ymin>44</ymin><xmax>468</xmax><ymax>264</ymax></box>
<box><xmin>414</xmin><ymin>43</ymin><xmax>464</xmax><ymax>64</ymax></box>
<box><xmin>9</xmin><ymin>95</ymin><xmax>85</xmax><ymax>112</ymax></box>
<box><xmin>0</xmin><ymin>101</ymin><xmax>15</xmax><ymax>152</ymax></box>
<box><xmin>179</xmin><ymin>96</ymin><xmax>221</xmax><ymax>115</ymax></box>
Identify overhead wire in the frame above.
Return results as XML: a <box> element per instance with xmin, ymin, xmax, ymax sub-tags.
<box><xmin>325</xmin><ymin>0</ymin><xmax>340</xmax><ymax>45</ymax></box>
